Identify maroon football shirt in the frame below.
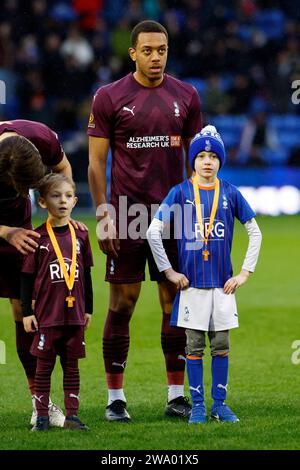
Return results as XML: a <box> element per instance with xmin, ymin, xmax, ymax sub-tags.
<box><xmin>22</xmin><ymin>224</ymin><xmax>93</xmax><ymax>327</ymax></box>
<box><xmin>88</xmin><ymin>73</ymin><xmax>202</xmax><ymax>211</ymax></box>
<box><xmin>0</xmin><ymin>120</ymin><xmax>64</xmax><ymax>229</ymax></box>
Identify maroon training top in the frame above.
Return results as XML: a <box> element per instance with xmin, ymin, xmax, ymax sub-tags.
<box><xmin>87</xmin><ymin>73</ymin><xmax>202</xmax><ymax>212</ymax></box>
<box><xmin>0</xmin><ymin>120</ymin><xmax>64</xmax><ymax>229</ymax></box>
<box><xmin>22</xmin><ymin>223</ymin><xmax>93</xmax><ymax>327</ymax></box>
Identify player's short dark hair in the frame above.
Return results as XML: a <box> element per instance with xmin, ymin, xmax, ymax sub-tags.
<box><xmin>131</xmin><ymin>20</ymin><xmax>168</xmax><ymax>48</ymax></box>
<box><xmin>38</xmin><ymin>173</ymin><xmax>76</xmax><ymax>199</ymax></box>
<box><xmin>0</xmin><ymin>135</ymin><xmax>46</xmax><ymax>196</ymax></box>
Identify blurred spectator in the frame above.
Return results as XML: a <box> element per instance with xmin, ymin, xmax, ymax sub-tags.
<box><xmin>228</xmin><ymin>75</ymin><xmax>254</xmax><ymax>114</ymax></box>
<box><xmin>204</xmin><ymin>75</ymin><xmax>231</xmax><ymax>115</ymax></box>
<box><xmin>226</xmin><ymin>146</ymin><xmax>243</xmax><ymax>167</ymax></box>
<box><xmin>0</xmin><ymin>0</ymin><xmax>299</xmax><ymax>169</ymax></box>
<box><xmin>111</xmin><ymin>18</ymin><xmax>131</xmax><ymax>59</ymax></box>
<box><xmin>60</xmin><ymin>23</ymin><xmax>94</xmax><ymax>68</ymax></box>
<box><xmin>239</xmin><ymin>111</ymin><xmax>278</xmax><ymax>166</ymax></box>
<box><xmin>73</xmin><ymin>0</ymin><xmax>103</xmax><ymax>32</ymax></box>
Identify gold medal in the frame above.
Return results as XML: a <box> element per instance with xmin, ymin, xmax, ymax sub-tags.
<box><xmin>193</xmin><ymin>176</ymin><xmax>220</xmax><ymax>261</ymax></box>
<box><xmin>46</xmin><ymin>219</ymin><xmax>77</xmax><ymax>307</ymax></box>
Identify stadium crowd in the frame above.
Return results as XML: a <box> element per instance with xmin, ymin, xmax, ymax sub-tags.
<box><xmin>0</xmin><ymin>0</ymin><xmax>300</xmax><ymax>170</ymax></box>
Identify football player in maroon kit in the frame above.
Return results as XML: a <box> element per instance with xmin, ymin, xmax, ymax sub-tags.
<box><xmin>0</xmin><ymin>120</ymin><xmax>76</xmax><ymax>427</ymax></box>
<box><xmin>88</xmin><ymin>21</ymin><xmax>202</xmax><ymax>421</ymax></box>
<box><xmin>21</xmin><ymin>173</ymin><xmax>93</xmax><ymax>431</ymax></box>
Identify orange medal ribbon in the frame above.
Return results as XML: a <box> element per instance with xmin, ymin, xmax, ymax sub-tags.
<box><xmin>46</xmin><ymin>219</ymin><xmax>77</xmax><ymax>307</ymax></box>
<box><xmin>192</xmin><ymin>176</ymin><xmax>220</xmax><ymax>261</ymax></box>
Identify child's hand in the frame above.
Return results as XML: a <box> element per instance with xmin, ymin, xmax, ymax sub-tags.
<box><xmin>23</xmin><ymin>315</ymin><xmax>38</xmax><ymax>333</ymax></box>
<box><xmin>223</xmin><ymin>269</ymin><xmax>250</xmax><ymax>294</ymax></box>
<box><xmin>164</xmin><ymin>268</ymin><xmax>189</xmax><ymax>290</ymax></box>
<box><xmin>84</xmin><ymin>313</ymin><xmax>92</xmax><ymax>329</ymax></box>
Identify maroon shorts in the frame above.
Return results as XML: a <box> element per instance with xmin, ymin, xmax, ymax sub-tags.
<box><xmin>0</xmin><ymin>243</ymin><xmax>23</xmax><ymax>299</ymax></box>
<box><xmin>105</xmin><ymin>237</ymin><xmax>179</xmax><ymax>284</ymax></box>
<box><xmin>30</xmin><ymin>325</ymin><xmax>86</xmax><ymax>359</ymax></box>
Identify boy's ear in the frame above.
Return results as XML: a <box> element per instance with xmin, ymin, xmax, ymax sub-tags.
<box><xmin>38</xmin><ymin>196</ymin><xmax>47</xmax><ymax>209</ymax></box>
<box><xmin>73</xmin><ymin>196</ymin><xmax>78</xmax><ymax>208</ymax></box>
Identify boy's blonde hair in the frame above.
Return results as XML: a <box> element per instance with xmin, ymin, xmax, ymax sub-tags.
<box><xmin>38</xmin><ymin>173</ymin><xmax>76</xmax><ymax>198</ymax></box>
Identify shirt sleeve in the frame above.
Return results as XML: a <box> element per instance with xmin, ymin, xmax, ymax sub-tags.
<box><xmin>84</xmin><ymin>267</ymin><xmax>93</xmax><ymax>314</ymax></box>
<box><xmin>182</xmin><ymin>87</ymin><xmax>203</xmax><ymax>138</ymax></box>
<box><xmin>153</xmin><ymin>186</ymin><xmax>179</xmax><ymax>223</ymax></box>
<box><xmin>22</xmin><ymin>248</ymin><xmax>38</xmax><ymax>274</ymax></box>
<box><xmin>146</xmin><ymin>218</ymin><xmax>172</xmax><ymax>272</ymax></box>
<box><xmin>48</xmin><ymin>128</ymin><xmax>64</xmax><ymax>166</ymax></box>
<box><xmin>87</xmin><ymin>87</ymin><xmax>114</xmax><ymax>138</ymax></box>
<box><xmin>242</xmin><ymin>218</ymin><xmax>262</xmax><ymax>272</ymax></box>
<box><xmin>83</xmin><ymin>233</ymin><xmax>94</xmax><ymax>268</ymax></box>
<box><xmin>20</xmin><ymin>272</ymin><xmax>35</xmax><ymax>317</ymax></box>
<box><xmin>234</xmin><ymin>188</ymin><xmax>256</xmax><ymax>224</ymax></box>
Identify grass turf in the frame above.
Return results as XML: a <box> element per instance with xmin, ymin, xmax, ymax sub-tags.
<box><xmin>0</xmin><ymin>215</ymin><xmax>300</xmax><ymax>450</ymax></box>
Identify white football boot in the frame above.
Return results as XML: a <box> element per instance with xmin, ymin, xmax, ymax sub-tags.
<box><xmin>30</xmin><ymin>396</ymin><xmax>65</xmax><ymax>427</ymax></box>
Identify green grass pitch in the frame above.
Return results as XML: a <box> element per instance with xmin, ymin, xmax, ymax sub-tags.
<box><xmin>0</xmin><ymin>215</ymin><xmax>300</xmax><ymax>450</ymax></box>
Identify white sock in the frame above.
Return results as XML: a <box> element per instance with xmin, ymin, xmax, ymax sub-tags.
<box><xmin>108</xmin><ymin>389</ymin><xmax>126</xmax><ymax>406</ymax></box>
<box><xmin>168</xmin><ymin>385</ymin><xmax>184</xmax><ymax>402</ymax></box>
<box><xmin>31</xmin><ymin>395</ymin><xmax>36</xmax><ymax>411</ymax></box>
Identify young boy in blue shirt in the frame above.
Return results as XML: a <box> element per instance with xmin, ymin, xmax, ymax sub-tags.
<box><xmin>147</xmin><ymin>125</ymin><xmax>262</xmax><ymax>424</ymax></box>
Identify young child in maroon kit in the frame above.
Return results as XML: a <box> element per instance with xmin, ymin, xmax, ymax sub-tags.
<box><xmin>21</xmin><ymin>174</ymin><xmax>93</xmax><ymax>431</ymax></box>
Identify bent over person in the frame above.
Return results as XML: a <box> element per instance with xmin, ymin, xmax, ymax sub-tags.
<box><xmin>0</xmin><ymin>119</ymin><xmax>73</xmax><ymax>426</ymax></box>
<box><xmin>88</xmin><ymin>20</ymin><xmax>202</xmax><ymax>421</ymax></box>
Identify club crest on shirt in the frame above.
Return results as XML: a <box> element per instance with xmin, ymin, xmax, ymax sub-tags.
<box><xmin>38</xmin><ymin>334</ymin><xmax>45</xmax><ymax>350</ymax></box>
<box><xmin>110</xmin><ymin>259</ymin><xmax>115</xmax><ymax>275</ymax></box>
<box><xmin>222</xmin><ymin>194</ymin><xmax>228</xmax><ymax>209</ymax></box>
<box><xmin>76</xmin><ymin>239</ymin><xmax>81</xmax><ymax>254</ymax></box>
<box><xmin>183</xmin><ymin>306</ymin><xmax>190</xmax><ymax>322</ymax></box>
<box><xmin>173</xmin><ymin>101</ymin><xmax>180</xmax><ymax>117</ymax></box>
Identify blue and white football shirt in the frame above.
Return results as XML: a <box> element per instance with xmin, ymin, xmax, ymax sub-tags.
<box><xmin>154</xmin><ymin>178</ymin><xmax>256</xmax><ymax>288</ymax></box>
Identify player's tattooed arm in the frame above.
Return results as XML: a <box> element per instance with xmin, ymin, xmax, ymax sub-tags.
<box><xmin>0</xmin><ymin>225</ymin><xmax>40</xmax><ymax>254</ymax></box>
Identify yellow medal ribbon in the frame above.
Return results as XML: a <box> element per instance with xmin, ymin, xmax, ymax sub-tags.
<box><xmin>192</xmin><ymin>176</ymin><xmax>220</xmax><ymax>261</ymax></box>
<box><xmin>46</xmin><ymin>218</ymin><xmax>77</xmax><ymax>307</ymax></box>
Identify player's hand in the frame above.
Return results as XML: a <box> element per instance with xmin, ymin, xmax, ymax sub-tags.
<box><xmin>96</xmin><ymin>215</ymin><xmax>120</xmax><ymax>258</ymax></box>
<box><xmin>69</xmin><ymin>219</ymin><xmax>88</xmax><ymax>231</ymax></box>
<box><xmin>164</xmin><ymin>268</ymin><xmax>189</xmax><ymax>290</ymax></box>
<box><xmin>23</xmin><ymin>315</ymin><xmax>38</xmax><ymax>333</ymax></box>
<box><xmin>223</xmin><ymin>269</ymin><xmax>250</xmax><ymax>294</ymax></box>
<box><xmin>84</xmin><ymin>313</ymin><xmax>92</xmax><ymax>330</ymax></box>
<box><xmin>3</xmin><ymin>227</ymin><xmax>40</xmax><ymax>255</ymax></box>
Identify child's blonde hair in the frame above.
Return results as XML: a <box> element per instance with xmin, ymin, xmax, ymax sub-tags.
<box><xmin>38</xmin><ymin>173</ymin><xmax>76</xmax><ymax>198</ymax></box>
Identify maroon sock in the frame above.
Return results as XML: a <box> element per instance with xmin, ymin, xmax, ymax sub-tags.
<box><xmin>15</xmin><ymin>321</ymin><xmax>37</xmax><ymax>394</ymax></box>
<box><xmin>161</xmin><ymin>312</ymin><xmax>186</xmax><ymax>385</ymax></box>
<box><xmin>35</xmin><ymin>356</ymin><xmax>56</xmax><ymax>417</ymax></box>
<box><xmin>103</xmin><ymin>309</ymin><xmax>131</xmax><ymax>389</ymax></box>
<box><xmin>60</xmin><ymin>356</ymin><xmax>80</xmax><ymax>417</ymax></box>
